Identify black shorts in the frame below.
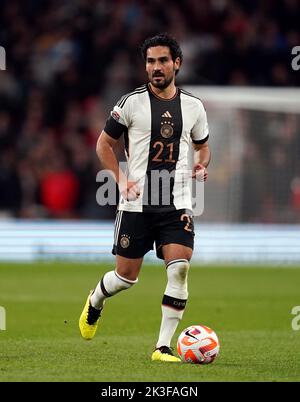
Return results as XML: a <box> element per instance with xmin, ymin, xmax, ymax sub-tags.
<box><xmin>112</xmin><ymin>209</ymin><xmax>194</xmax><ymax>260</ymax></box>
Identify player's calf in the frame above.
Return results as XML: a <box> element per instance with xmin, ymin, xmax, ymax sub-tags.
<box><xmin>79</xmin><ymin>270</ymin><xmax>138</xmax><ymax>340</ymax></box>
<box><xmin>155</xmin><ymin>259</ymin><xmax>189</xmax><ymax>356</ymax></box>
<box><xmin>90</xmin><ymin>270</ymin><xmax>138</xmax><ymax>309</ymax></box>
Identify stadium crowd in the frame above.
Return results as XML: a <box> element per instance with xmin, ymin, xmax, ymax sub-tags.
<box><xmin>0</xmin><ymin>0</ymin><xmax>300</xmax><ymax>221</ymax></box>
<box><xmin>240</xmin><ymin>110</ymin><xmax>300</xmax><ymax>223</ymax></box>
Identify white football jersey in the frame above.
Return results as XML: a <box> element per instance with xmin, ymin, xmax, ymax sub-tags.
<box><xmin>104</xmin><ymin>83</ymin><xmax>209</xmax><ymax>212</ymax></box>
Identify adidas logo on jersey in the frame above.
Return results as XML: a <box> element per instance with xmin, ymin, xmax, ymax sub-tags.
<box><xmin>161</xmin><ymin>111</ymin><xmax>172</xmax><ymax>118</ymax></box>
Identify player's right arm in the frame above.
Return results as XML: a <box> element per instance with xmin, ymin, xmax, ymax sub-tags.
<box><xmin>96</xmin><ymin>130</ymin><xmax>124</xmax><ymax>183</ymax></box>
<box><xmin>97</xmin><ymin>96</ymin><xmax>141</xmax><ymax>200</ymax></box>
<box><xmin>96</xmin><ymin>131</ymin><xmax>140</xmax><ymax>200</ymax></box>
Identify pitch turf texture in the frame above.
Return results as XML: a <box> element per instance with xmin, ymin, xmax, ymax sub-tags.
<box><xmin>1</xmin><ymin>262</ymin><xmax>300</xmax><ymax>382</ymax></box>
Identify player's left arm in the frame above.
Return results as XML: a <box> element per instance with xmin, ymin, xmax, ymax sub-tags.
<box><xmin>191</xmin><ymin>101</ymin><xmax>210</xmax><ymax>181</ymax></box>
<box><xmin>192</xmin><ymin>140</ymin><xmax>211</xmax><ymax>181</ymax></box>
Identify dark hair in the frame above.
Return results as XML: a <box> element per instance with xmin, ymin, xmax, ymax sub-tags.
<box><xmin>140</xmin><ymin>33</ymin><xmax>183</xmax><ymax>66</ymax></box>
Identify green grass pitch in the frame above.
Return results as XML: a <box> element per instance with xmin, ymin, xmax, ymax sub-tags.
<box><xmin>0</xmin><ymin>262</ymin><xmax>300</xmax><ymax>382</ymax></box>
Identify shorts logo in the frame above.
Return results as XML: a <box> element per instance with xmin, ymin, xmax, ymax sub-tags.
<box><xmin>120</xmin><ymin>234</ymin><xmax>130</xmax><ymax>248</ymax></box>
<box><xmin>160</xmin><ymin>122</ymin><xmax>174</xmax><ymax>139</ymax></box>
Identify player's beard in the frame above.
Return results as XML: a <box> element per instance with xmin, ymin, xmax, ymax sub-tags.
<box><xmin>151</xmin><ymin>73</ymin><xmax>174</xmax><ymax>89</ymax></box>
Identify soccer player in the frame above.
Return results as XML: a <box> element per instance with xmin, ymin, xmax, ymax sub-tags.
<box><xmin>79</xmin><ymin>33</ymin><xmax>211</xmax><ymax>362</ymax></box>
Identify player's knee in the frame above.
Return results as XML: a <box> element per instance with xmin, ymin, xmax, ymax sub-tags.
<box><xmin>114</xmin><ymin>271</ymin><xmax>138</xmax><ymax>290</ymax></box>
<box><xmin>102</xmin><ymin>270</ymin><xmax>138</xmax><ymax>296</ymax></box>
<box><xmin>166</xmin><ymin>259</ymin><xmax>190</xmax><ymax>285</ymax></box>
<box><xmin>165</xmin><ymin>259</ymin><xmax>189</xmax><ymax>300</ymax></box>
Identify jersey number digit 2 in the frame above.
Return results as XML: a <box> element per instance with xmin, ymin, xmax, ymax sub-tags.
<box><xmin>181</xmin><ymin>214</ymin><xmax>193</xmax><ymax>232</ymax></box>
<box><xmin>152</xmin><ymin>141</ymin><xmax>175</xmax><ymax>163</ymax></box>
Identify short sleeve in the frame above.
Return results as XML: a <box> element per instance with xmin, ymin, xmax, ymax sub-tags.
<box><xmin>191</xmin><ymin>104</ymin><xmax>209</xmax><ymax>144</ymax></box>
<box><xmin>104</xmin><ymin>100</ymin><xmax>131</xmax><ymax>140</ymax></box>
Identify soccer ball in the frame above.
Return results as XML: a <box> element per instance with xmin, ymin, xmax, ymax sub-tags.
<box><xmin>177</xmin><ymin>325</ymin><xmax>220</xmax><ymax>364</ymax></box>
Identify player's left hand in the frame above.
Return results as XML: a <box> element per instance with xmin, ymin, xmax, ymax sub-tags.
<box><xmin>192</xmin><ymin>163</ymin><xmax>208</xmax><ymax>181</ymax></box>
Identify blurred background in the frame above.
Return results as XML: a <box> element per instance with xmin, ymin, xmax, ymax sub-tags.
<box><xmin>0</xmin><ymin>0</ymin><xmax>300</xmax><ymax>263</ymax></box>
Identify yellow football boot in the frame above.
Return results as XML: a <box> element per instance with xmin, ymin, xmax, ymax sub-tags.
<box><xmin>79</xmin><ymin>291</ymin><xmax>102</xmax><ymax>340</ymax></box>
<box><xmin>151</xmin><ymin>346</ymin><xmax>181</xmax><ymax>362</ymax></box>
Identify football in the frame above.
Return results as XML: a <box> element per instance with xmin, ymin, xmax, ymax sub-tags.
<box><xmin>177</xmin><ymin>325</ymin><xmax>220</xmax><ymax>364</ymax></box>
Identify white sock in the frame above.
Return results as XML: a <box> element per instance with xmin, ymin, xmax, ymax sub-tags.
<box><xmin>156</xmin><ymin>259</ymin><xmax>189</xmax><ymax>348</ymax></box>
<box><xmin>156</xmin><ymin>305</ymin><xmax>184</xmax><ymax>348</ymax></box>
<box><xmin>90</xmin><ymin>270</ymin><xmax>138</xmax><ymax>310</ymax></box>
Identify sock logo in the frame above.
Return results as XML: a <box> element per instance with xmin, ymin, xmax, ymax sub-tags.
<box><xmin>174</xmin><ymin>300</ymin><xmax>186</xmax><ymax>308</ymax></box>
<box><xmin>162</xmin><ymin>294</ymin><xmax>187</xmax><ymax>310</ymax></box>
